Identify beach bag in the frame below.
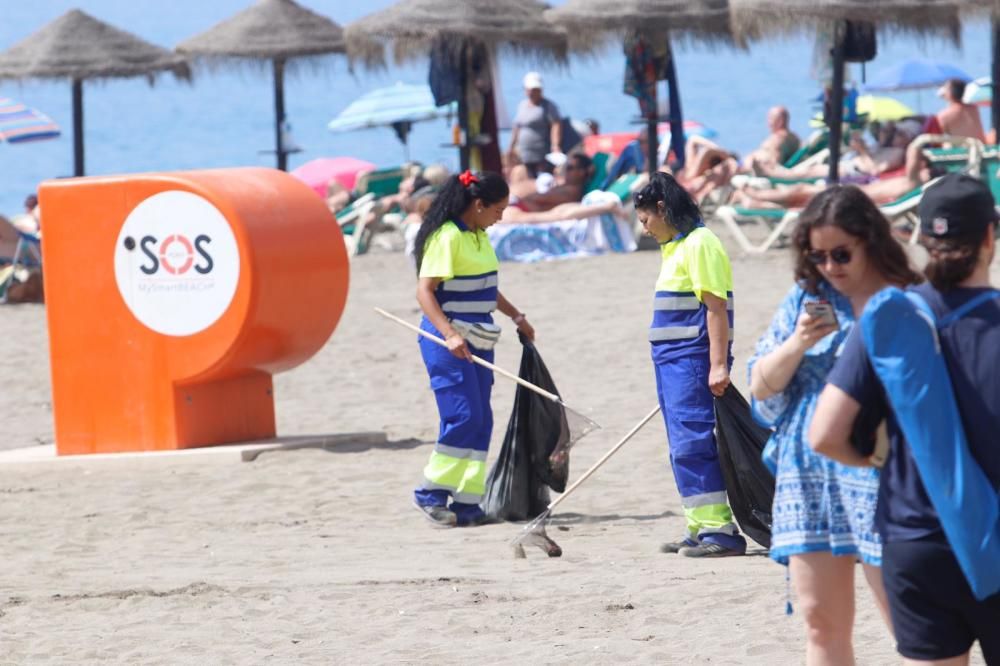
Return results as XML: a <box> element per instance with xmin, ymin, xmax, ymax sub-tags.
<box><xmin>861</xmin><ymin>287</ymin><xmax>1000</xmax><ymax>601</ymax></box>
<box><xmin>842</xmin><ymin>21</ymin><xmax>877</xmax><ymax>63</ymax></box>
<box><xmin>714</xmin><ymin>386</ymin><xmax>775</xmax><ymax>549</ymax></box>
<box><xmin>482</xmin><ymin>334</ymin><xmax>571</xmax><ymax>521</ymax></box>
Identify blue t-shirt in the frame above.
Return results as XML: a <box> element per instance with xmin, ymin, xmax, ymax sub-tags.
<box><xmin>826</xmin><ymin>282</ymin><xmax>1000</xmax><ymax>543</ymax></box>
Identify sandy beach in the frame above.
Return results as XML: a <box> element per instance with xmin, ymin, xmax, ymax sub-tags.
<box><xmin>1</xmin><ymin>227</ymin><xmax>990</xmax><ymax>664</ymax></box>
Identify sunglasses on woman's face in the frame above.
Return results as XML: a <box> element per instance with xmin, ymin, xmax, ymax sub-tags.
<box><xmin>806</xmin><ymin>245</ymin><xmax>854</xmax><ymax>266</ymax></box>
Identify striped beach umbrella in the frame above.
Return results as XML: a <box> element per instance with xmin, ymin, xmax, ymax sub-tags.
<box><xmin>0</xmin><ymin>97</ymin><xmax>60</xmax><ymax>143</ymax></box>
<box><xmin>328</xmin><ymin>82</ymin><xmax>455</xmax><ymax>160</ymax></box>
<box><xmin>964</xmin><ymin>76</ymin><xmax>992</xmax><ymax>107</ymax></box>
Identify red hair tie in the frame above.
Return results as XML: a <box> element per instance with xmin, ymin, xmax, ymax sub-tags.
<box><xmin>458</xmin><ymin>170</ymin><xmax>479</xmax><ymax>187</ymax></box>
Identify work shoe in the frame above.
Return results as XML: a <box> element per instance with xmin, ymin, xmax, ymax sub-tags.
<box><xmin>678</xmin><ymin>542</ymin><xmax>745</xmax><ymax>558</ymax></box>
<box><xmin>659</xmin><ymin>537</ymin><xmax>700</xmax><ymax>554</ymax></box>
<box><xmin>451</xmin><ymin>502</ymin><xmax>493</xmax><ymax>528</ymax></box>
<box><xmin>413</xmin><ymin>501</ymin><xmax>457</xmax><ymax>528</ymax></box>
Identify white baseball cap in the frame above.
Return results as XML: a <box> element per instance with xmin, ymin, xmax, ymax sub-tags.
<box><xmin>523</xmin><ymin>71</ymin><xmax>543</xmax><ymax>90</ymax></box>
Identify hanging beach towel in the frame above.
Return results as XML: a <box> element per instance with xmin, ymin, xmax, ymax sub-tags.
<box><xmin>714</xmin><ymin>386</ymin><xmax>775</xmax><ymax>549</ymax></box>
<box><xmin>860</xmin><ymin>287</ymin><xmax>1000</xmax><ymax>601</ymax></box>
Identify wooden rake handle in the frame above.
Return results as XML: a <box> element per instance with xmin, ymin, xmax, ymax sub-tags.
<box><xmin>374</xmin><ymin>307</ymin><xmax>562</xmax><ymax>404</ymax></box>
<box><xmin>544</xmin><ymin>405</ymin><xmax>662</xmax><ymax>514</ymax></box>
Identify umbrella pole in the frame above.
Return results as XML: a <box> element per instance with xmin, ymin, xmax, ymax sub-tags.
<box><xmin>72</xmin><ymin>79</ymin><xmax>84</xmax><ymax>177</ymax></box>
<box><xmin>827</xmin><ymin>20</ymin><xmax>847</xmax><ymax>185</ymax></box>
<box><xmin>664</xmin><ymin>36</ymin><xmax>685</xmax><ymax>172</ymax></box>
<box><xmin>458</xmin><ymin>44</ymin><xmax>470</xmax><ymax>172</ymax></box>
<box><xmin>274</xmin><ymin>58</ymin><xmax>287</xmax><ymax>172</ymax></box>
<box><xmin>646</xmin><ymin>105</ymin><xmax>658</xmax><ymax>177</ymax></box>
<box><xmin>993</xmin><ymin>17</ymin><xmax>1000</xmax><ymax>141</ymax></box>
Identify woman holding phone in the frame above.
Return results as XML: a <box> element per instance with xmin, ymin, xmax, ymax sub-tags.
<box><xmin>748</xmin><ymin>186</ymin><xmax>920</xmax><ymax>664</ymax></box>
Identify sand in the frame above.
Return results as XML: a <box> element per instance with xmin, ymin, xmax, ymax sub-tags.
<box><xmin>0</xmin><ymin>228</ymin><xmax>990</xmax><ymax>664</ymax></box>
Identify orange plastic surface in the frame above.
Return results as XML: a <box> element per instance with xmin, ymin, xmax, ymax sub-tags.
<box><xmin>39</xmin><ymin>168</ymin><xmax>349</xmax><ymax>455</ymax></box>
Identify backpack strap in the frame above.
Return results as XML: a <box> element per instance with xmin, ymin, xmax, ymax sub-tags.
<box><xmin>938</xmin><ymin>290</ymin><xmax>1000</xmax><ymax>328</ymax></box>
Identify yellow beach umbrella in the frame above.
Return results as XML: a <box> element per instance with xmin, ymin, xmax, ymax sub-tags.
<box><xmin>857</xmin><ymin>95</ymin><xmax>916</xmax><ymax>122</ymax></box>
<box><xmin>810</xmin><ymin>94</ymin><xmax>916</xmax><ymax>127</ymax></box>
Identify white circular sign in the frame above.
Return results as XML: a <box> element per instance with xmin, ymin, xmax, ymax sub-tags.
<box><xmin>114</xmin><ymin>190</ymin><xmax>240</xmax><ymax>337</ymax></box>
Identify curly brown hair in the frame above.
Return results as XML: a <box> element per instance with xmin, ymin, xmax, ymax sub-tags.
<box><xmin>792</xmin><ymin>185</ymin><xmax>922</xmax><ymax>294</ymax></box>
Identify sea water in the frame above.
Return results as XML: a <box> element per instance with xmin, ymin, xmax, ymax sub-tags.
<box><xmin>0</xmin><ymin>0</ymin><xmax>993</xmax><ymax>216</ymax></box>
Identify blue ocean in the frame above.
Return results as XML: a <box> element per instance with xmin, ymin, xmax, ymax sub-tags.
<box><xmin>1</xmin><ymin>0</ymin><xmax>993</xmax><ymax>216</ymax></box>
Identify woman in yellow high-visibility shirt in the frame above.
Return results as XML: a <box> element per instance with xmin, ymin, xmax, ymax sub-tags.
<box><xmin>634</xmin><ymin>172</ymin><xmax>746</xmax><ymax>557</ymax></box>
<box><xmin>412</xmin><ymin>170</ymin><xmax>535</xmax><ymax>528</ymax></box>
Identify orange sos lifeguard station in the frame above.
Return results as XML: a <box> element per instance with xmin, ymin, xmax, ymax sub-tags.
<box><xmin>38</xmin><ymin>168</ymin><xmax>349</xmax><ymax>455</ymax></box>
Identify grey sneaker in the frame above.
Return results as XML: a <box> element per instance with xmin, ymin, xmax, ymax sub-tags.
<box><xmin>413</xmin><ymin>501</ymin><xmax>457</xmax><ymax>528</ymax></box>
<box><xmin>659</xmin><ymin>537</ymin><xmax>700</xmax><ymax>554</ymax></box>
<box><xmin>679</xmin><ymin>542</ymin><xmax>744</xmax><ymax>558</ymax></box>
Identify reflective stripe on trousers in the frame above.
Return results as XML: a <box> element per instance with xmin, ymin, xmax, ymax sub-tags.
<box><xmin>416</xmin><ymin>326</ymin><xmax>494</xmax><ymax>504</ymax></box>
<box><xmin>654</xmin><ymin>352</ymin><xmax>736</xmax><ymax>537</ymax></box>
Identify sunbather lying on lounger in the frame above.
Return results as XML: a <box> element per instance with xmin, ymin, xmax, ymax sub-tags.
<box><xmin>506</xmin><ymin>152</ymin><xmax>594</xmax><ymax>212</ymax></box>
<box><xmin>500</xmin><ymin>193</ymin><xmax>625</xmax><ymax>224</ymax></box>
<box><xmin>751</xmin><ymin>120</ymin><xmax>918</xmax><ymax>183</ymax></box>
<box><xmin>732</xmin><ymin>138</ymin><xmax>936</xmax><ymax>209</ymax></box>
<box><xmin>661</xmin><ymin>135</ymin><xmax>740</xmax><ymax>203</ymax></box>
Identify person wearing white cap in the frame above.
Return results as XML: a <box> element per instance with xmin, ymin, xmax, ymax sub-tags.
<box><xmin>507</xmin><ymin>71</ymin><xmax>562</xmax><ymax>178</ymax></box>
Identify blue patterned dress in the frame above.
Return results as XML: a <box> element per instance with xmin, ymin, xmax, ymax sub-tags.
<box><xmin>747</xmin><ymin>281</ymin><xmax>882</xmax><ymax>566</ymax></box>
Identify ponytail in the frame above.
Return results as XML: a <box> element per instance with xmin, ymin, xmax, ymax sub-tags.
<box><xmin>414</xmin><ymin>170</ymin><xmax>508</xmax><ymax>272</ymax></box>
<box><xmin>922</xmin><ymin>231</ymin><xmax>987</xmax><ymax>291</ymax></box>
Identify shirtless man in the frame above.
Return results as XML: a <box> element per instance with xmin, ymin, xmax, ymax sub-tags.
<box><xmin>936</xmin><ymin>79</ymin><xmax>986</xmax><ymax>142</ymax></box>
<box><xmin>746</xmin><ymin>106</ymin><xmax>801</xmax><ymax>168</ymax></box>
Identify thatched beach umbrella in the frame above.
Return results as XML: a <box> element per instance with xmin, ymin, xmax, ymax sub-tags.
<box><xmin>177</xmin><ymin>0</ymin><xmax>346</xmax><ymax>171</ymax></box>
<box><xmin>0</xmin><ymin>9</ymin><xmax>189</xmax><ymax>177</ymax></box>
<box><xmin>546</xmin><ymin>0</ymin><xmax>733</xmax><ymax>176</ymax></box>
<box><xmin>731</xmin><ymin>0</ymin><xmax>963</xmax><ymax>183</ymax></box>
<box><xmin>346</xmin><ymin>0</ymin><xmax>569</xmax><ymax>171</ymax></box>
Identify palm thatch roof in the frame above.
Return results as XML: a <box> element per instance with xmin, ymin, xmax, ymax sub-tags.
<box><xmin>176</xmin><ymin>0</ymin><xmax>345</xmax><ymax>63</ymax></box>
<box><xmin>345</xmin><ymin>0</ymin><xmax>568</xmax><ymax>68</ymax></box>
<box><xmin>958</xmin><ymin>0</ymin><xmax>1000</xmax><ymax>16</ymax></box>
<box><xmin>0</xmin><ymin>9</ymin><xmax>189</xmax><ymax>82</ymax></box>
<box><xmin>731</xmin><ymin>0</ymin><xmax>963</xmax><ymax>42</ymax></box>
<box><xmin>544</xmin><ymin>0</ymin><xmax>734</xmax><ymax>49</ymax></box>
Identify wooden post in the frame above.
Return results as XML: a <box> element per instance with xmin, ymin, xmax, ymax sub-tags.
<box><xmin>664</xmin><ymin>36</ymin><xmax>685</xmax><ymax>172</ymax></box>
<box><xmin>273</xmin><ymin>59</ymin><xmax>287</xmax><ymax>171</ymax></box>
<box><xmin>827</xmin><ymin>21</ymin><xmax>847</xmax><ymax>184</ymax></box>
<box><xmin>992</xmin><ymin>17</ymin><xmax>1000</xmax><ymax>142</ymax></box>
<box><xmin>72</xmin><ymin>79</ymin><xmax>85</xmax><ymax>177</ymax></box>
<box><xmin>457</xmin><ymin>44</ymin><xmax>470</xmax><ymax>171</ymax></box>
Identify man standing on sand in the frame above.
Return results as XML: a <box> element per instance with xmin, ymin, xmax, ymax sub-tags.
<box><xmin>507</xmin><ymin>72</ymin><xmax>562</xmax><ymax>179</ymax></box>
<box><xmin>936</xmin><ymin>79</ymin><xmax>986</xmax><ymax>143</ymax></box>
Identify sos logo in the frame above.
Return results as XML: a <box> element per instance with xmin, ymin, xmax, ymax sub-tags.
<box><xmin>122</xmin><ymin>233</ymin><xmax>215</xmax><ymax>276</ymax></box>
<box><xmin>114</xmin><ymin>191</ymin><xmax>240</xmax><ymax>337</ymax></box>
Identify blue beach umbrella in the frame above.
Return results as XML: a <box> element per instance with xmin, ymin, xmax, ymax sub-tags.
<box><xmin>863</xmin><ymin>58</ymin><xmax>972</xmax><ymax>93</ymax></box>
<box><xmin>0</xmin><ymin>97</ymin><xmax>60</xmax><ymax>143</ymax></box>
<box><xmin>328</xmin><ymin>82</ymin><xmax>455</xmax><ymax>160</ymax></box>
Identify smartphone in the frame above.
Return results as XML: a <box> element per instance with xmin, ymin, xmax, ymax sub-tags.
<box><xmin>804</xmin><ymin>300</ymin><xmax>838</xmax><ymax>327</ymax></box>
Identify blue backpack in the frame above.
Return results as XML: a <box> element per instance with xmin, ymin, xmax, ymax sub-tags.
<box><xmin>861</xmin><ymin>286</ymin><xmax>1000</xmax><ymax>601</ymax></box>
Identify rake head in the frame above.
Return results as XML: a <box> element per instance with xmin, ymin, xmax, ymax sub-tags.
<box><xmin>509</xmin><ymin>510</ymin><xmax>562</xmax><ymax>558</ymax></box>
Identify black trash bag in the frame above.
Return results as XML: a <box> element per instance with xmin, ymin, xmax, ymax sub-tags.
<box><xmin>714</xmin><ymin>385</ymin><xmax>776</xmax><ymax>549</ymax></box>
<box><xmin>482</xmin><ymin>334</ymin><xmax>574</xmax><ymax>521</ymax></box>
